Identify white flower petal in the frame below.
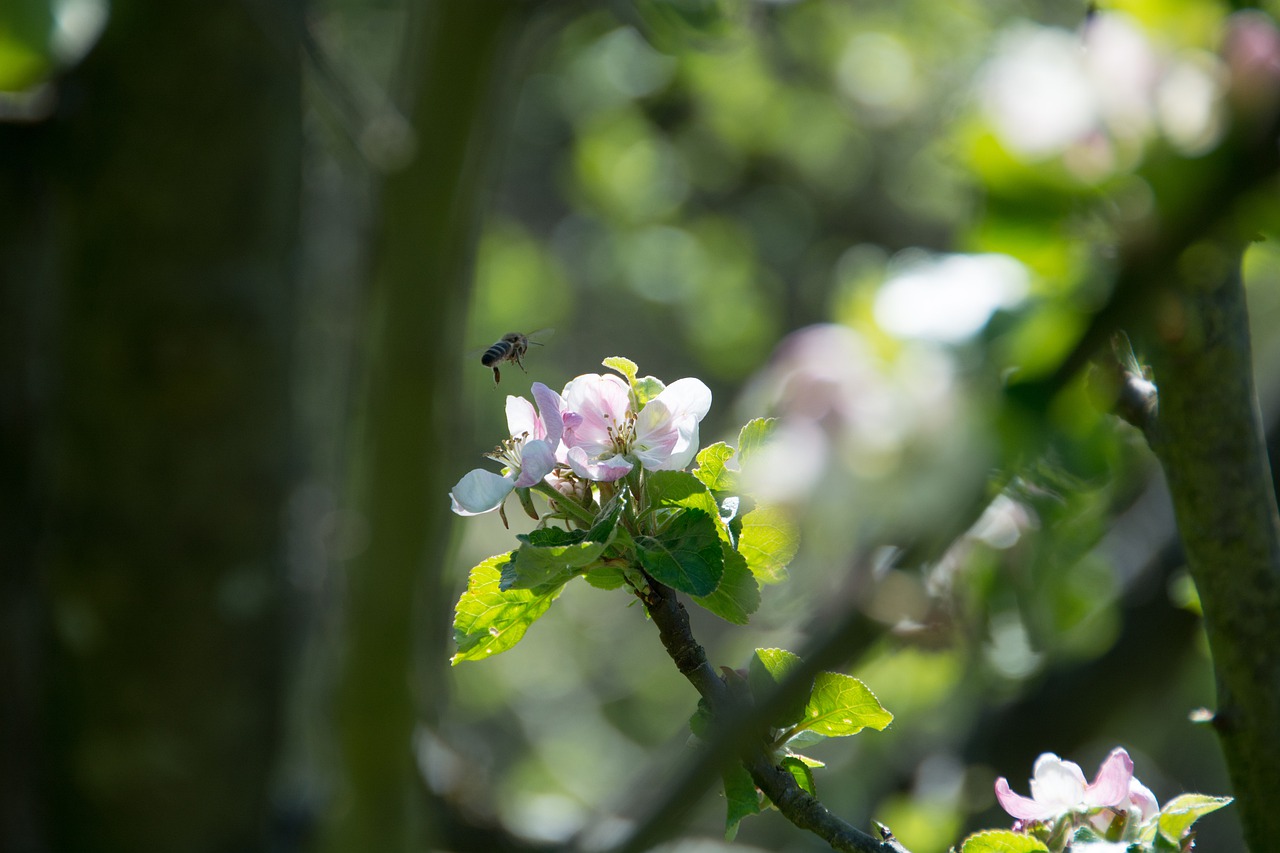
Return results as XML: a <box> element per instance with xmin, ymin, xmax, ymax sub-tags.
<box><xmin>663</xmin><ymin>416</ymin><xmax>702</xmax><ymax>470</ymax></box>
<box><xmin>633</xmin><ymin>378</ymin><xmax>711</xmax><ymax>470</ymax></box>
<box><xmin>505</xmin><ymin>395</ymin><xmax>540</xmax><ymax>441</ymax></box>
<box><xmin>1029</xmin><ymin>754</ymin><xmax>1090</xmax><ymax>809</ymax></box>
<box><xmin>652</xmin><ymin>377</ymin><xmax>712</xmax><ymax>421</ymax></box>
<box><xmin>449</xmin><ymin>468</ymin><xmax>515</xmax><ymax>516</ymax></box>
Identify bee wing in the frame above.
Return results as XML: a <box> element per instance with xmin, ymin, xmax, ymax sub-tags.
<box><xmin>525</xmin><ymin>327</ymin><xmax>555</xmax><ymax>346</ymax></box>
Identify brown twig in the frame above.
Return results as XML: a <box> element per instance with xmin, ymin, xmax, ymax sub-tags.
<box><xmin>611</xmin><ymin>580</ymin><xmax>909</xmax><ymax>853</ymax></box>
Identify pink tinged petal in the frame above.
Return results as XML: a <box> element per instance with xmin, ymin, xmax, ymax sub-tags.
<box><xmin>561</xmin><ymin>374</ymin><xmax>630</xmax><ymax>453</ymax></box>
<box><xmin>531</xmin><ymin>382</ymin><xmax>564</xmax><ymax>447</ymax></box>
<box><xmin>566</xmin><ymin>446</ymin><xmax>633</xmax><ymax>481</ymax></box>
<box><xmin>1085</xmin><ymin>748</ymin><xmax>1134</xmax><ymax>808</ymax></box>
<box><xmin>449</xmin><ymin>468</ymin><xmax>515</xmax><ymax>516</ymax></box>
<box><xmin>1126</xmin><ymin>777</ymin><xmax>1159</xmax><ymax>822</ymax></box>
<box><xmin>1029</xmin><ymin>754</ymin><xmax>1090</xmax><ymax>810</ymax></box>
<box><xmin>632</xmin><ymin>400</ymin><xmax>682</xmax><ymax>469</ymax></box>
<box><xmin>995</xmin><ymin>777</ymin><xmax>1061</xmax><ymax>821</ymax></box>
<box><xmin>512</xmin><ymin>439</ymin><xmax>556</xmax><ymax>487</ymax></box>
<box><xmin>633</xmin><ymin>434</ymin><xmax>681</xmax><ymax>470</ymax></box>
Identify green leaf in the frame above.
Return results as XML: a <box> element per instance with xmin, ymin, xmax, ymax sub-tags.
<box><xmin>633</xmin><ymin>375</ymin><xmax>666</xmax><ymax>406</ymax></box>
<box><xmin>583</xmin><ymin>565</ymin><xmax>627</xmax><ymax>590</ymax></box>
<box><xmin>452</xmin><ymin>554</ymin><xmax>565</xmax><ymax>664</ymax></box>
<box><xmin>736</xmin><ymin>417</ymin><xmax>777</xmax><ymax>467</ymax></box>
<box><xmin>738</xmin><ymin>505</ymin><xmax>799</xmax><ymax>584</ymax></box>
<box><xmin>518</xmin><ymin>527</ymin><xmax>584</xmax><ymax>547</ymax></box>
<box><xmin>748</xmin><ymin>648</ymin><xmax>810</xmax><ymax>728</ymax></box>
<box><xmin>603</xmin><ymin>356</ymin><xmax>638</xmax><ymax>384</ymax></box>
<box><xmin>636</xmin><ymin>508</ymin><xmax>724</xmax><ymax>595</ymax></box>
<box><xmin>515</xmin><ymin>486</ymin><xmax>539</xmax><ymax>520</ymax></box>
<box><xmin>693</xmin><ymin>441</ymin><xmax>738</xmax><ymax>491</ymax></box>
<box><xmin>722</xmin><ymin>763</ymin><xmax>761</xmax><ymax>841</ymax></box>
<box><xmin>785</xmin><ymin>751</ymin><xmax>824</xmax><ymax>768</ymax></box>
<box><xmin>689</xmin><ymin>696</ymin><xmax>713</xmax><ymax>739</ymax></box>
<box><xmin>798</xmin><ymin>672</ymin><xmax>893</xmax><ymax>737</ymax></box>
<box><xmin>646</xmin><ymin>469</ymin><xmax>718</xmax><ymax>510</ymax></box>
<box><xmin>645</xmin><ymin>470</ymin><xmax>728</xmax><ymax>541</ymax></box>
<box><xmin>502</xmin><ymin>528</ymin><xmax>606</xmax><ymax>590</ymax></box>
<box><xmin>0</xmin><ymin>0</ymin><xmax>54</xmax><ymax>92</ymax></box>
<box><xmin>692</xmin><ymin>544</ymin><xmax>760</xmax><ymax>624</ymax></box>
<box><xmin>780</xmin><ymin>755</ymin><xmax>817</xmax><ymax>797</ymax></box>
<box><xmin>587</xmin><ymin>491</ymin><xmax>627</xmax><ymax>544</ymax></box>
<box><xmin>959</xmin><ymin>829</ymin><xmax>1050</xmax><ymax>853</ymax></box>
<box><xmin>1157</xmin><ymin>794</ymin><xmax>1233</xmax><ymax>845</ymax></box>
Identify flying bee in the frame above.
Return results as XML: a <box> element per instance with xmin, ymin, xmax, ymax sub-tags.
<box><xmin>478</xmin><ymin>328</ymin><xmax>553</xmax><ymax>384</ymax></box>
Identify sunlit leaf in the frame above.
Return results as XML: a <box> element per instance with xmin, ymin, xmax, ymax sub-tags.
<box><xmin>738</xmin><ymin>504</ymin><xmax>798</xmax><ymax>584</ymax></box>
<box><xmin>634</xmin><ymin>375</ymin><xmax>666</xmax><ymax>405</ymax></box>
<box><xmin>736</xmin><ymin>417</ymin><xmax>777</xmax><ymax>467</ymax></box>
<box><xmin>780</xmin><ymin>755</ymin><xmax>817</xmax><ymax>796</ymax></box>
<box><xmin>636</xmin><ymin>508</ymin><xmax>724</xmax><ymax>595</ymax></box>
<box><xmin>693</xmin><ymin>441</ymin><xmax>738</xmax><ymax>491</ymax></box>
<box><xmin>452</xmin><ymin>554</ymin><xmax>566</xmax><ymax>664</ymax></box>
<box><xmin>1157</xmin><ymin>794</ymin><xmax>1233</xmax><ymax>846</ymax></box>
<box><xmin>785</xmin><ymin>751</ymin><xmax>824</xmax><ymax>768</ymax></box>
<box><xmin>602</xmin><ymin>355</ymin><xmax>639</xmax><ymax>384</ymax></box>
<box><xmin>959</xmin><ymin>829</ymin><xmax>1050</xmax><ymax>853</ymax></box>
<box><xmin>798</xmin><ymin>672</ymin><xmax>893</xmax><ymax>737</ymax></box>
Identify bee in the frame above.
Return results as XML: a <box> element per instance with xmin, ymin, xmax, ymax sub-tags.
<box><xmin>479</xmin><ymin>328</ymin><xmax>553</xmax><ymax>384</ymax></box>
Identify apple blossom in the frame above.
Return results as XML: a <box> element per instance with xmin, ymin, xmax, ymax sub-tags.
<box><xmin>449</xmin><ymin>383</ymin><xmax>564</xmax><ymax>516</ymax></box>
<box><xmin>994</xmin><ymin>747</ymin><xmax>1134</xmax><ymax>822</ymax></box>
<box><xmin>559</xmin><ymin>372</ymin><xmax>712</xmax><ymax>481</ymax></box>
<box><xmin>1124</xmin><ymin>776</ymin><xmax>1159</xmax><ymax>823</ymax></box>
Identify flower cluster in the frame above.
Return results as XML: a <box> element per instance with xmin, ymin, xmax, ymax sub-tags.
<box><xmin>450</xmin><ymin>357</ymin><xmax>799</xmax><ymax>666</ymax></box>
<box><xmin>450</xmin><ymin>364</ymin><xmax>712</xmax><ymax>518</ymax></box>
<box><xmin>990</xmin><ymin>747</ymin><xmax>1231</xmax><ymax>852</ymax></box>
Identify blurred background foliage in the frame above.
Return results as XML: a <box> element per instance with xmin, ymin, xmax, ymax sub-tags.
<box><xmin>5</xmin><ymin>0</ymin><xmax>1279</xmax><ymax>850</ymax></box>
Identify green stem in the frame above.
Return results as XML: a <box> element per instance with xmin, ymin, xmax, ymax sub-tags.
<box><xmin>773</xmin><ymin>723</ymin><xmax>805</xmax><ymax>749</ymax></box>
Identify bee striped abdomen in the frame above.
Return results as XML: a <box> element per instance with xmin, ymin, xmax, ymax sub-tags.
<box><xmin>481</xmin><ymin>341</ymin><xmax>512</xmax><ymax>367</ymax></box>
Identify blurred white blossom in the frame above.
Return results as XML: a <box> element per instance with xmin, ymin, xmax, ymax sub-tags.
<box><xmin>874</xmin><ymin>252</ymin><xmax>1029</xmax><ymax>343</ymax></box>
<box><xmin>980</xmin><ymin>14</ymin><xmax>1226</xmax><ymax>174</ymax></box>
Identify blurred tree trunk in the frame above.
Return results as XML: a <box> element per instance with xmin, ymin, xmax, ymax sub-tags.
<box><xmin>0</xmin><ymin>1</ymin><xmax>302</xmax><ymax>851</ymax></box>
<box><xmin>319</xmin><ymin>2</ymin><xmax>537</xmax><ymax>851</ymax></box>
<box><xmin>1146</xmin><ymin>252</ymin><xmax>1280</xmax><ymax>849</ymax></box>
